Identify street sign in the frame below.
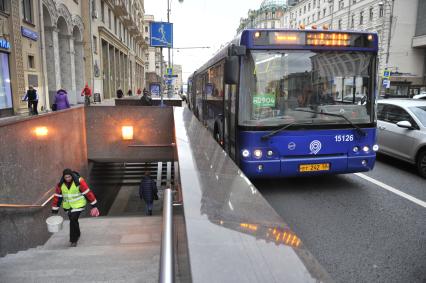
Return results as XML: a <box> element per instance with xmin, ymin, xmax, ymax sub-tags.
<box><xmin>383</xmin><ymin>70</ymin><xmax>390</xmax><ymax>79</ymax></box>
<box><xmin>150</xmin><ymin>22</ymin><xmax>173</xmax><ymax>48</ymax></box>
<box><xmin>166</xmin><ymin>67</ymin><xmax>173</xmax><ymax>76</ymax></box>
<box><xmin>382</xmin><ymin>79</ymin><xmax>390</xmax><ymax>89</ymax></box>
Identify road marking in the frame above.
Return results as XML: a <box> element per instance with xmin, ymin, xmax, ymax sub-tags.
<box><xmin>355</xmin><ymin>173</ymin><xmax>426</xmax><ymax>208</ymax></box>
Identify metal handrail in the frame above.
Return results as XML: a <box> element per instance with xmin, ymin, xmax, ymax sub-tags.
<box><xmin>160</xmin><ymin>188</ymin><xmax>174</xmax><ymax>283</ymax></box>
<box><xmin>0</xmin><ymin>187</ymin><xmax>55</xmax><ymax>208</ymax></box>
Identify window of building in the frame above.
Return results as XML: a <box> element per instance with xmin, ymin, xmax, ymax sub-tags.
<box><xmin>27</xmin><ymin>55</ymin><xmax>35</xmax><ymax>69</ymax></box>
<box><xmin>0</xmin><ymin>52</ymin><xmax>12</xmax><ymax>110</ymax></box>
<box><xmin>307</xmin><ymin>16</ymin><xmax>310</xmax><ymax>23</ymax></box>
<box><xmin>304</xmin><ymin>6</ymin><xmax>306</xmax><ymax>13</ymax></box>
<box><xmin>339</xmin><ymin>0</ymin><xmax>344</xmax><ymax>9</ymax></box>
<box><xmin>308</xmin><ymin>3</ymin><xmax>311</xmax><ymax>11</ymax></box>
<box><xmin>323</xmin><ymin>8</ymin><xmax>326</xmax><ymax>17</ymax></box>
<box><xmin>22</xmin><ymin>0</ymin><xmax>33</xmax><ymax>23</ymax></box>
<box><xmin>114</xmin><ymin>16</ymin><xmax>117</xmax><ymax>34</ymax></box>
<box><xmin>351</xmin><ymin>14</ymin><xmax>354</xmax><ymax>28</ymax></box>
<box><xmin>353</xmin><ymin>0</ymin><xmax>356</xmax><ymax>4</ymax></box>
<box><xmin>0</xmin><ymin>0</ymin><xmax>10</xmax><ymax>13</ymax></box>
<box><xmin>145</xmin><ymin>26</ymin><xmax>148</xmax><ymax>33</ymax></box>
<box><xmin>271</xmin><ymin>21</ymin><xmax>275</xmax><ymax>28</ymax></box>
<box><xmin>360</xmin><ymin>11</ymin><xmax>364</xmax><ymax>25</ymax></box>
<box><xmin>313</xmin><ymin>14</ymin><xmax>315</xmax><ymax>21</ymax></box>
<box><xmin>338</xmin><ymin>19</ymin><xmax>342</xmax><ymax>29</ymax></box>
<box><xmin>93</xmin><ymin>36</ymin><xmax>98</xmax><ymax>53</ymax></box>
<box><xmin>299</xmin><ymin>9</ymin><xmax>301</xmax><ymax>16</ymax></box>
<box><xmin>329</xmin><ymin>6</ymin><xmax>333</xmax><ymax>14</ymax></box>
<box><xmin>313</xmin><ymin>0</ymin><xmax>316</xmax><ymax>6</ymax></box>
<box><xmin>108</xmin><ymin>8</ymin><xmax>111</xmax><ymax>28</ymax></box>
<box><xmin>369</xmin><ymin>7</ymin><xmax>373</xmax><ymax>21</ymax></box>
<box><xmin>379</xmin><ymin>5</ymin><xmax>384</xmax><ymax>17</ymax></box>
<box><xmin>101</xmin><ymin>0</ymin><xmax>105</xmax><ymax>23</ymax></box>
<box><xmin>318</xmin><ymin>11</ymin><xmax>321</xmax><ymax>19</ymax></box>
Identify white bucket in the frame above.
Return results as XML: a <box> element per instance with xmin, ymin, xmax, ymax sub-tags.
<box><xmin>46</xmin><ymin>216</ymin><xmax>64</xmax><ymax>233</ymax></box>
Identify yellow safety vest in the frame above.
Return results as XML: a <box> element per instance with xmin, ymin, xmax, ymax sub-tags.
<box><xmin>61</xmin><ymin>179</ymin><xmax>87</xmax><ymax>210</ymax></box>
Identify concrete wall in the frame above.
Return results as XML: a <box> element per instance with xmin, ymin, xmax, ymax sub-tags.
<box><xmin>0</xmin><ymin>106</ymin><xmax>88</xmax><ymax>256</ymax></box>
<box><xmin>85</xmin><ymin>106</ymin><xmax>175</xmax><ymax>162</ymax></box>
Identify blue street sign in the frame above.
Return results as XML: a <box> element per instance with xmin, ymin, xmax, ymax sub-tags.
<box><xmin>167</xmin><ymin>67</ymin><xmax>173</xmax><ymax>76</ymax></box>
<box><xmin>150</xmin><ymin>22</ymin><xmax>173</xmax><ymax>48</ymax></box>
<box><xmin>383</xmin><ymin>70</ymin><xmax>390</xmax><ymax>78</ymax></box>
<box><xmin>21</xmin><ymin>27</ymin><xmax>38</xmax><ymax>41</ymax></box>
<box><xmin>382</xmin><ymin>79</ymin><xmax>390</xmax><ymax>89</ymax></box>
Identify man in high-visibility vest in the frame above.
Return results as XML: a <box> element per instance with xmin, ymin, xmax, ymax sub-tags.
<box><xmin>52</xmin><ymin>168</ymin><xmax>99</xmax><ymax>247</ymax></box>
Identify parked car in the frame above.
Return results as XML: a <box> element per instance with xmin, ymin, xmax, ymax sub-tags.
<box><xmin>413</xmin><ymin>93</ymin><xmax>426</xmax><ymax>100</ymax></box>
<box><xmin>376</xmin><ymin>99</ymin><xmax>426</xmax><ymax>178</ymax></box>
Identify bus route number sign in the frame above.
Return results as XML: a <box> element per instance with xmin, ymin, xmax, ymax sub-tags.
<box><xmin>253</xmin><ymin>94</ymin><xmax>276</xmax><ymax>108</ymax></box>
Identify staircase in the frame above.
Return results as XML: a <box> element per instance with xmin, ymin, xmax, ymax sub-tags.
<box><xmin>88</xmin><ymin>161</ymin><xmax>175</xmax><ymax>216</ymax></box>
<box><xmin>0</xmin><ymin>217</ymin><xmax>162</xmax><ymax>283</ymax></box>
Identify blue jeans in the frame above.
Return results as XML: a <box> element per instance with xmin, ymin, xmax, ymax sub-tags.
<box><xmin>145</xmin><ymin>201</ymin><xmax>153</xmax><ymax>215</ymax></box>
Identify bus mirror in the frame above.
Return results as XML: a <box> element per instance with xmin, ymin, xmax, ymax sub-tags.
<box><xmin>225</xmin><ymin>56</ymin><xmax>239</xmax><ymax>85</ymax></box>
<box><xmin>229</xmin><ymin>45</ymin><xmax>246</xmax><ymax>56</ymax></box>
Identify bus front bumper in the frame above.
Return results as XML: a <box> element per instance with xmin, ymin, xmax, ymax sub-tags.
<box><xmin>240</xmin><ymin>154</ymin><xmax>376</xmax><ymax>178</ymax></box>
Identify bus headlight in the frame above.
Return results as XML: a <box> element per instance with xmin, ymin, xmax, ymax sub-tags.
<box><xmin>242</xmin><ymin>149</ymin><xmax>250</xmax><ymax>158</ymax></box>
<box><xmin>267</xmin><ymin>150</ymin><xmax>273</xmax><ymax>157</ymax></box>
<box><xmin>362</xmin><ymin>146</ymin><xmax>370</xmax><ymax>153</ymax></box>
<box><xmin>372</xmin><ymin>145</ymin><xmax>379</xmax><ymax>152</ymax></box>
<box><xmin>353</xmin><ymin>146</ymin><xmax>359</xmax><ymax>153</ymax></box>
<box><xmin>253</xmin><ymin>149</ymin><xmax>263</xmax><ymax>159</ymax></box>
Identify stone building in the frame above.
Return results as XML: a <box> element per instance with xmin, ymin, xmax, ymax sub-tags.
<box><xmin>283</xmin><ymin>0</ymin><xmax>424</xmax><ymax>97</ymax></box>
<box><xmin>237</xmin><ymin>0</ymin><xmax>287</xmax><ymax>34</ymax></box>
<box><xmin>87</xmin><ymin>0</ymin><xmax>147</xmax><ymax>100</ymax></box>
<box><xmin>41</xmin><ymin>0</ymin><xmax>85</xmax><ymax>105</ymax></box>
<box><xmin>143</xmin><ymin>14</ymin><xmax>164</xmax><ymax>89</ymax></box>
<box><xmin>0</xmin><ymin>0</ymin><xmax>46</xmax><ymax>117</ymax></box>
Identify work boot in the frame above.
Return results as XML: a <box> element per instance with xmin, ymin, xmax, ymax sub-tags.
<box><xmin>70</xmin><ymin>242</ymin><xmax>77</xmax><ymax>247</ymax></box>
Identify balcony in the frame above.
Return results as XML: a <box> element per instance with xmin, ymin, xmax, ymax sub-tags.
<box><xmin>113</xmin><ymin>0</ymin><xmax>128</xmax><ymax>16</ymax></box>
<box><xmin>128</xmin><ymin>25</ymin><xmax>139</xmax><ymax>36</ymax></box>
<box><xmin>121</xmin><ymin>15</ymin><xmax>133</xmax><ymax>27</ymax></box>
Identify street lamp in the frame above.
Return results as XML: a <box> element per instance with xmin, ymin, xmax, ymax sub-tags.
<box><xmin>166</xmin><ymin>0</ymin><xmax>184</xmax><ymax>98</ymax></box>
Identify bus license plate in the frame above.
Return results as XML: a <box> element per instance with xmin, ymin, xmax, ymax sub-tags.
<box><xmin>299</xmin><ymin>163</ymin><xmax>330</xmax><ymax>172</ymax></box>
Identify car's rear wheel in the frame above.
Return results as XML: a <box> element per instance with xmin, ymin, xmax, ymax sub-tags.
<box><xmin>416</xmin><ymin>150</ymin><xmax>426</xmax><ymax>178</ymax></box>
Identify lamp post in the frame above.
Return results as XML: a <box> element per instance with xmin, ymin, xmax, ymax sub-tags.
<box><xmin>166</xmin><ymin>0</ymin><xmax>184</xmax><ymax>98</ymax></box>
<box><xmin>379</xmin><ymin>0</ymin><xmax>395</xmax><ymax>96</ymax></box>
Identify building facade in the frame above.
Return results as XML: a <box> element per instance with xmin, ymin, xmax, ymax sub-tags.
<box><xmin>87</xmin><ymin>0</ymin><xmax>147</xmax><ymax>100</ymax></box>
<box><xmin>0</xmin><ymin>0</ymin><xmax>47</xmax><ymax>117</ymax></box>
<box><xmin>237</xmin><ymin>0</ymin><xmax>287</xmax><ymax>34</ymax></box>
<box><xmin>284</xmin><ymin>0</ymin><xmax>424</xmax><ymax>97</ymax></box>
<box><xmin>143</xmin><ymin>14</ymin><xmax>164</xmax><ymax>90</ymax></box>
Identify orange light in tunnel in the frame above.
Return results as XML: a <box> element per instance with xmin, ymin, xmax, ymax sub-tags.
<box><xmin>122</xmin><ymin>126</ymin><xmax>134</xmax><ymax>140</ymax></box>
<box><xmin>34</xmin><ymin>127</ymin><xmax>48</xmax><ymax>137</ymax></box>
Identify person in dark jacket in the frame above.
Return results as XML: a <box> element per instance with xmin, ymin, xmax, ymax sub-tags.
<box><xmin>127</xmin><ymin>89</ymin><xmax>133</xmax><ymax>96</ymax></box>
<box><xmin>116</xmin><ymin>88</ymin><xmax>124</xmax><ymax>98</ymax></box>
<box><xmin>23</xmin><ymin>85</ymin><xmax>38</xmax><ymax>115</ymax></box>
<box><xmin>140</xmin><ymin>90</ymin><xmax>152</xmax><ymax>106</ymax></box>
<box><xmin>139</xmin><ymin>171</ymin><xmax>158</xmax><ymax>215</ymax></box>
<box><xmin>54</xmin><ymin>89</ymin><xmax>70</xmax><ymax>110</ymax></box>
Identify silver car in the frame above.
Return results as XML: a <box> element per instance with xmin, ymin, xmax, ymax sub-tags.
<box><xmin>377</xmin><ymin>99</ymin><xmax>426</xmax><ymax>178</ymax></box>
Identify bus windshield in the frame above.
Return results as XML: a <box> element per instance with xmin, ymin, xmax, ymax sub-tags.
<box><xmin>239</xmin><ymin>50</ymin><xmax>375</xmax><ymax>127</ymax></box>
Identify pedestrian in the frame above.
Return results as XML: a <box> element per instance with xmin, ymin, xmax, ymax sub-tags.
<box><xmin>137</xmin><ymin>88</ymin><xmax>142</xmax><ymax>96</ymax></box>
<box><xmin>140</xmin><ymin>89</ymin><xmax>152</xmax><ymax>106</ymax></box>
<box><xmin>143</xmin><ymin>88</ymin><xmax>149</xmax><ymax>96</ymax></box>
<box><xmin>54</xmin><ymin>89</ymin><xmax>70</xmax><ymax>110</ymax></box>
<box><xmin>116</xmin><ymin>88</ymin><xmax>124</xmax><ymax>98</ymax></box>
<box><xmin>139</xmin><ymin>171</ymin><xmax>158</xmax><ymax>216</ymax></box>
<box><xmin>23</xmin><ymin>85</ymin><xmax>38</xmax><ymax>115</ymax></box>
<box><xmin>81</xmin><ymin>83</ymin><xmax>92</xmax><ymax>106</ymax></box>
<box><xmin>51</xmin><ymin>169</ymin><xmax>99</xmax><ymax>247</ymax></box>
<box><xmin>127</xmin><ymin>89</ymin><xmax>133</xmax><ymax>96</ymax></box>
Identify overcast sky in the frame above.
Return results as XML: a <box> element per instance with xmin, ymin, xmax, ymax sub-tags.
<box><xmin>144</xmin><ymin>0</ymin><xmax>263</xmax><ymax>82</ymax></box>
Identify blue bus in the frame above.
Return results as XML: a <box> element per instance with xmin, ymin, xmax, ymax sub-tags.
<box><xmin>188</xmin><ymin>29</ymin><xmax>378</xmax><ymax>178</ymax></box>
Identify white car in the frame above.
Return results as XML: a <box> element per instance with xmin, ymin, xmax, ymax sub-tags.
<box><xmin>376</xmin><ymin>99</ymin><xmax>426</xmax><ymax>178</ymax></box>
<box><xmin>413</xmin><ymin>93</ymin><xmax>426</xmax><ymax>100</ymax></box>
